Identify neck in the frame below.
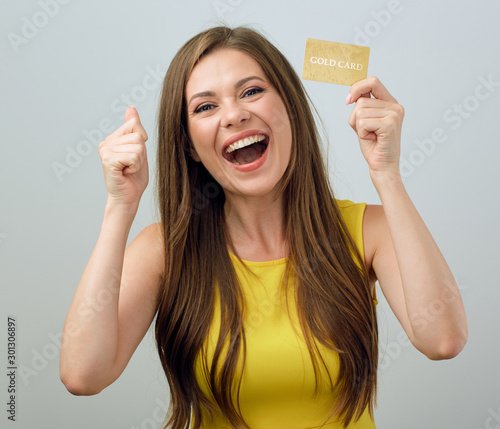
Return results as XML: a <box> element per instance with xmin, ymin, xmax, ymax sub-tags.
<box><xmin>223</xmin><ymin>191</ymin><xmax>288</xmax><ymax>262</ymax></box>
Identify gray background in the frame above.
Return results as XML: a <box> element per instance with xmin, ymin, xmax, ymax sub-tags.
<box><xmin>1</xmin><ymin>0</ymin><xmax>499</xmax><ymax>428</ymax></box>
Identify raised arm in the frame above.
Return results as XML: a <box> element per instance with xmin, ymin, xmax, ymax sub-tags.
<box><xmin>60</xmin><ymin>106</ymin><xmax>164</xmax><ymax>395</ymax></box>
<box><xmin>346</xmin><ymin>77</ymin><xmax>467</xmax><ymax>359</ymax></box>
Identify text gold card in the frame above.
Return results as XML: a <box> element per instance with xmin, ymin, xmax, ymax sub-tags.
<box><xmin>302</xmin><ymin>39</ymin><xmax>370</xmax><ymax>86</ymax></box>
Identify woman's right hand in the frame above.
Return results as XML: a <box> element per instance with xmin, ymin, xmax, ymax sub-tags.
<box><xmin>98</xmin><ymin>106</ymin><xmax>149</xmax><ymax>208</ymax></box>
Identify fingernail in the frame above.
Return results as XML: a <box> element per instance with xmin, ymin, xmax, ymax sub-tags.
<box><xmin>345</xmin><ymin>93</ymin><xmax>352</xmax><ymax>105</ymax></box>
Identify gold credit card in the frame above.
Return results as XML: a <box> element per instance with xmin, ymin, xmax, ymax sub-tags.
<box><xmin>302</xmin><ymin>38</ymin><xmax>370</xmax><ymax>86</ymax></box>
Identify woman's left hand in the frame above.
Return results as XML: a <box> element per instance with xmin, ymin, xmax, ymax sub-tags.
<box><xmin>346</xmin><ymin>76</ymin><xmax>404</xmax><ymax>180</ymax></box>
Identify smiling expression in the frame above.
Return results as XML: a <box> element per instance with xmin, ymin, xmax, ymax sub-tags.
<box><xmin>185</xmin><ymin>48</ymin><xmax>292</xmax><ymax>199</ymax></box>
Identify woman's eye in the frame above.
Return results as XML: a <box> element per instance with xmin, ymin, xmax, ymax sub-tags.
<box><xmin>193</xmin><ymin>87</ymin><xmax>264</xmax><ymax>114</ymax></box>
<box><xmin>244</xmin><ymin>87</ymin><xmax>264</xmax><ymax>97</ymax></box>
<box><xmin>194</xmin><ymin>104</ymin><xmax>213</xmax><ymax>114</ymax></box>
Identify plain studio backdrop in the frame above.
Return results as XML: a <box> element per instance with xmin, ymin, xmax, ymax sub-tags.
<box><xmin>1</xmin><ymin>0</ymin><xmax>499</xmax><ymax>428</ymax></box>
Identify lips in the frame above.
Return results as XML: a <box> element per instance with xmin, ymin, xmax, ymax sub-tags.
<box><xmin>221</xmin><ymin>129</ymin><xmax>270</xmax><ymax>156</ymax></box>
<box><xmin>224</xmin><ymin>138</ymin><xmax>270</xmax><ymax>172</ymax></box>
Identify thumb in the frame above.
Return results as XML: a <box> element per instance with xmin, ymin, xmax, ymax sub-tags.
<box><xmin>124</xmin><ymin>105</ymin><xmax>139</xmax><ymax>123</ymax></box>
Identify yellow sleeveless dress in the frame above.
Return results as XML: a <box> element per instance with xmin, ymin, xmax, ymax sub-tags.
<box><xmin>193</xmin><ymin>199</ymin><xmax>377</xmax><ymax>428</ymax></box>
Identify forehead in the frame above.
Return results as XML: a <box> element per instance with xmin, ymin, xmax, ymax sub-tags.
<box><xmin>185</xmin><ymin>48</ymin><xmax>266</xmax><ymax>95</ymax></box>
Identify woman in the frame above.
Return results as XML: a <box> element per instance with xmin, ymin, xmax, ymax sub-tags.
<box><xmin>60</xmin><ymin>26</ymin><xmax>468</xmax><ymax>429</ymax></box>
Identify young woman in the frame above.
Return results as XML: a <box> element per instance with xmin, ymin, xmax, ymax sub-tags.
<box><xmin>60</xmin><ymin>26</ymin><xmax>468</xmax><ymax>429</ymax></box>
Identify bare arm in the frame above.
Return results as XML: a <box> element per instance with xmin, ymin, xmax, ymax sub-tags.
<box><xmin>365</xmin><ymin>179</ymin><xmax>467</xmax><ymax>360</ymax></box>
<box><xmin>346</xmin><ymin>77</ymin><xmax>467</xmax><ymax>360</ymax></box>
<box><xmin>60</xmin><ymin>203</ymin><xmax>164</xmax><ymax>395</ymax></box>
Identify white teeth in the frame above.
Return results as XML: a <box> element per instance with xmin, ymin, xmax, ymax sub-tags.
<box><xmin>225</xmin><ymin>134</ymin><xmax>266</xmax><ymax>153</ymax></box>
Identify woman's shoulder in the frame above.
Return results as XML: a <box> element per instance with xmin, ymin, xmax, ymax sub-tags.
<box><xmin>360</xmin><ymin>203</ymin><xmax>385</xmax><ymax>286</ymax></box>
<box><xmin>134</xmin><ymin>222</ymin><xmax>165</xmax><ymax>271</ymax></box>
<box><xmin>335</xmin><ymin>198</ymin><xmax>367</xmax><ymax>215</ymax></box>
<box><xmin>335</xmin><ymin>198</ymin><xmax>381</xmax><ymax>288</ymax></box>
<box><xmin>143</xmin><ymin>222</ymin><xmax>164</xmax><ymax>249</ymax></box>
<box><xmin>335</xmin><ymin>198</ymin><xmax>368</xmax><ymax>233</ymax></box>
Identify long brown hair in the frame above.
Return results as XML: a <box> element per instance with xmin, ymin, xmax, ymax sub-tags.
<box><xmin>153</xmin><ymin>25</ymin><xmax>378</xmax><ymax>429</ymax></box>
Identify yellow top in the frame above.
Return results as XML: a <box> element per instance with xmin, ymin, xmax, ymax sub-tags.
<box><xmin>193</xmin><ymin>199</ymin><xmax>377</xmax><ymax>428</ymax></box>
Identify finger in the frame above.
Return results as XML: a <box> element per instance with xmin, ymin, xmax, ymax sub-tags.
<box><xmin>356</xmin><ymin>118</ymin><xmax>384</xmax><ymax>139</ymax></box>
<box><xmin>109</xmin><ymin>142</ymin><xmax>146</xmax><ymax>152</ymax></box>
<box><xmin>124</xmin><ymin>105</ymin><xmax>139</xmax><ymax>123</ymax></box>
<box><xmin>107</xmin><ymin>132</ymin><xmax>147</xmax><ymax>147</ymax></box>
<box><xmin>346</xmin><ymin>76</ymin><xmax>397</xmax><ymax>104</ymax></box>
<box><xmin>351</xmin><ymin>97</ymin><xmax>396</xmax><ymax>109</ymax></box>
<box><xmin>104</xmin><ymin>106</ymin><xmax>148</xmax><ymax>142</ymax></box>
<box><xmin>104</xmin><ymin>116</ymin><xmax>148</xmax><ymax>142</ymax></box>
<box><xmin>348</xmin><ymin>102</ymin><xmax>390</xmax><ymax>128</ymax></box>
<box><xmin>347</xmin><ymin>97</ymin><xmax>399</xmax><ymax>130</ymax></box>
<box><xmin>360</xmin><ymin>131</ymin><xmax>377</xmax><ymax>141</ymax></box>
<box><xmin>354</xmin><ymin>107</ymin><xmax>394</xmax><ymax>121</ymax></box>
<box><xmin>98</xmin><ymin>133</ymin><xmax>147</xmax><ymax>157</ymax></box>
<box><xmin>348</xmin><ymin>109</ymin><xmax>387</xmax><ymax>131</ymax></box>
<box><xmin>100</xmin><ymin>144</ymin><xmax>144</xmax><ymax>164</ymax></box>
<box><xmin>108</xmin><ymin>152</ymin><xmax>145</xmax><ymax>175</ymax></box>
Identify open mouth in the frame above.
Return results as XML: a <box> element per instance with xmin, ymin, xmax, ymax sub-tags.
<box><xmin>222</xmin><ymin>135</ymin><xmax>269</xmax><ymax>165</ymax></box>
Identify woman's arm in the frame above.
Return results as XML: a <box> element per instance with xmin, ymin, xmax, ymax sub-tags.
<box><xmin>60</xmin><ymin>203</ymin><xmax>164</xmax><ymax>395</ymax></box>
<box><xmin>347</xmin><ymin>77</ymin><xmax>468</xmax><ymax>359</ymax></box>
<box><xmin>364</xmin><ymin>180</ymin><xmax>467</xmax><ymax>360</ymax></box>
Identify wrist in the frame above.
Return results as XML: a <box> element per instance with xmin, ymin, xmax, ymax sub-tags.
<box><xmin>369</xmin><ymin>169</ymin><xmax>402</xmax><ymax>185</ymax></box>
<box><xmin>104</xmin><ymin>199</ymin><xmax>139</xmax><ymax>219</ymax></box>
<box><xmin>369</xmin><ymin>171</ymin><xmax>405</xmax><ymax>197</ymax></box>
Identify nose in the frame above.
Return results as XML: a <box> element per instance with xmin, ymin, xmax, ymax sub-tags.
<box><xmin>220</xmin><ymin>99</ymin><xmax>251</xmax><ymax>128</ymax></box>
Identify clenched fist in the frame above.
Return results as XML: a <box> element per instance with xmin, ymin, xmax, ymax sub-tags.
<box><xmin>98</xmin><ymin>106</ymin><xmax>149</xmax><ymax>208</ymax></box>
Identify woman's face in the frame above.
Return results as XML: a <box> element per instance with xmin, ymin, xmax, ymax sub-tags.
<box><xmin>185</xmin><ymin>48</ymin><xmax>292</xmax><ymax>199</ymax></box>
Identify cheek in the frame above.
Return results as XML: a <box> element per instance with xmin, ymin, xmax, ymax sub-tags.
<box><xmin>273</xmin><ymin>118</ymin><xmax>292</xmax><ymax>153</ymax></box>
<box><xmin>269</xmin><ymin>103</ymin><xmax>292</xmax><ymax>136</ymax></box>
<box><xmin>188</xmin><ymin>123</ymin><xmax>213</xmax><ymax>154</ymax></box>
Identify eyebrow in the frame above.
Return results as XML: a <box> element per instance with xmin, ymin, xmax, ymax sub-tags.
<box><xmin>187</xmin><ymin>75</ymin><xmax>265</xmax><ymax>106</ymax></box>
